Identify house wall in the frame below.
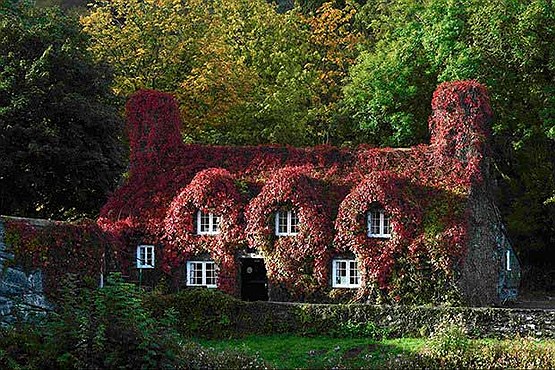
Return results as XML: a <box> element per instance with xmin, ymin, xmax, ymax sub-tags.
<box><xmin>460</xmin><ymin>171</ymin><xmax>521</xmax><ymax>306</ymax></box>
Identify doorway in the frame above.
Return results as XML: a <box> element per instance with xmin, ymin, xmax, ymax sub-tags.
<box><xmin>240</xmin><ymin>258</ymin><xmax>268</xmax><ymax>301</ymax></box>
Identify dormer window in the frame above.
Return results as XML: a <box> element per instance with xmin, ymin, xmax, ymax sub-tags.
<box><xmin>197</xmin><ymin>211</ymin><xmax>221</xmax><ymax>235</ymax></box>
<box><xmin>367</xmin><ymin>208</ymin><xmax>391</xmax><ymax>238</ymax></box>
<box><xmin>136</xmin><ymin>245</ymin><xmax>155</xmax><ymax>269</ymax></box>
<box><xmin>275</xmin><ymin>210</ymin><xmax>299</xmax><ymax>236</ymax></box>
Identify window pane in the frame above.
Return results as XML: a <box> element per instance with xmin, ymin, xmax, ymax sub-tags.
<box><xmin>139</xmin><ymin>247</ymin><xmax>146</xmax><ymax>264</ymax></box>
<box><xmin>290</xmin><ymin>211</ymin><xmax>299</xmax><ymax>234</ymax></box>
<box><xmin>206</xmin><ymin>262</ymin><xmax>216</xmax><ymax>285</ymax></box>
<box><xmin>383</xmin><ymin>212</ymin><xmax>390</xmax><ymax>235</ymax></box>
<box><xmin>191</xmin><ymin>263</ymin><xmax>203</xmax><ymax>285</ymax></box>
<box><xmin>212</xmin><ymin>214</ymin><xmax>221</xmax><ymax>233</ymax></box>
<box><xmin>369</xmin><ymin>210</ymin><xmax>380</xmax><ymax>234</ymax></box>
<box><xmin>199</xmin><ymin>212</ymin><xmax>210</xmax><ymax>233</ymax></box>
<box><xmin>336</xmin><ymin>261</ymin><xmax>347</xmax><ymax>285</ymax></box>
<box><xmin>350</xmin><ymin>261</ymin><xmax>359</xmax><ymax>285</ymax></box>
<box><xmin>277</xmin><ymin>211</ymin><xmax>288</xmax><ymax>234</ymax></box>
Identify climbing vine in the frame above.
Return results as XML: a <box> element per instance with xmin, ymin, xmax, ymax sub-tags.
<box><xmin>3</xmin><ymin>218</ymin><xmax>108</xmax><ymax>295</ymax></box>
<box><xmin>163</xmin><ymin>168</ymin><xmax>244</xmax><ymax>295</ymax></box>
<box><xmin>245</xmin><ymin>166</ymin><xmax>335</xmax><ymax>298</ymax></box>
<box><xmin>96</xmin><ymin>81</ymin><xmax>492</xmax><ymax>304</ymax></box>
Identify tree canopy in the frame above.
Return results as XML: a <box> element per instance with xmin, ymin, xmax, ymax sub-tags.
<box><xmin>0</xmin><ymin>2</ymin><xmax>124</xmax><ymax>219</ymax></box>
<box><xmin>81</xmin><ymin>0</ymin><xmax>361</xmax><ymax>146</ymax></box>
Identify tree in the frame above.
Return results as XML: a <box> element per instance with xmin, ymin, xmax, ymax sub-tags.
<box><xmin>343</xmin><ymin>0</ymin><xmax>555</xmax><ymax>281</ymax></box>
<box><xmin>82</xmin><ymin>0</ymin><xmax>322</xmax><ymax>146</ymax></box>
<box><xmin>301</xmin><ymin>1</ymin><xmax>363</xmax><ymax>144</ymax></box>
<box><xmin>0</xmin><ymin>2</ymin><xmax>124</xmax><ymax>219</ymax></box>
<box><xmin>83</xmin><ymin>0</ymin><xmax>365</xmax><ymax>146</ymax></box>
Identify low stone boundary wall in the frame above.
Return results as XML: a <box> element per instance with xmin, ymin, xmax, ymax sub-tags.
<box><xmin>147</xmin><ymin>290</ymin><xmax>555</xmax><ymax>339</ymax></box>
<box><xmin>259</xmin><ymin>303</ymin><xmax>555</xmax><ymax>339</ymax></box>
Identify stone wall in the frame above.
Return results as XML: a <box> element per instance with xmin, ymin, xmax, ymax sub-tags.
<box><xmin>283</xmin><ymin>303</ymin><xmax>555</xmax><ymax>339</ymax></box>
<box><xmin>147</xmin><ymin>290</ymin><xmax>555</xmax><ymax>339</ymax></box>
<box><xmin>0</xmin><ymin>218</ymin><xmax>51</xmax><ymax>326</ymax></box>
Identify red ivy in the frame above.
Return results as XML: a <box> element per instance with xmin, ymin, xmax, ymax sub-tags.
<box><xmin>334</xmin><ymin>171</ymin><xmax>422</xmax><ymax>291</ymax></box>
<box><xmin>245</xmin><ymin>166</ymin><xmax>334</xmax><ymax>297</ymax></box>
<box><xmin>163</xmin><ymin>168</ymin><xmax>244</xmax><ymax>295</ymax></box>
<box><xmin>97</xmin><ymin>81</ymin><xmax>492</xmax><ymax>303</ymax></box>
<box><xmin>4</xmin><ymin>218</ymin><xmax>108</xmax><ymax>295</ymax></box>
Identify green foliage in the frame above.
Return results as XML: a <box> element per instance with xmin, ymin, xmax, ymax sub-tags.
<box><xmin>392</xmin><ymin>324</ymin><xmax>555</xmax><ymax>369</ymax></box>
<box><xmin>145</xmin><ymin>288</ymin><xmax>245</xmax><ymax>338</ymax></box>
<box><xmin>0</xmin><ymin>274</ymin><xmax>183</xmax><ymax>369</ymax></box>
<box><xmin>0</xmin><ymin>275</ymin><xmax>273</xmax><ymax>369</ymax></box>
<box><xmin>426</xmin><ymin>321</ymin><xmax>472</xmax><ymax>366</ymax></box>
<box><xmin>82</xmin><ymin>0</ymin><xmax>363</xmax><ymax>146</ymax></box>
<box><xmin>332</xmin><ymin>320</ymin><xmax>390</xmax><ymax>340</ymax></box>
<box><xmin>0</xmin><ymin>1</ymin><xmax>124</xmax><ymax>219</ymax></box>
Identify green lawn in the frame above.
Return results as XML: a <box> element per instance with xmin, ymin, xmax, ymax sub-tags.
<box><xmin>197</xmin><ymin>334</ymin><xmax>555</xmax><ymax>369</ymax></box>
<box><xmin>198</xmin><ymin>334</ymin><xmax>425</xmax><ymax>369</ymax></box>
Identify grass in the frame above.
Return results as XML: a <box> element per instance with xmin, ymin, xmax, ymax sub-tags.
<box><xmin>197</xmin><ymin>334</ymin><xmax>425</xmax><ymax>369</ymax></box>
<box><xmin>198</xmin><ymin>334</ymin><xmax>555</xmax><ymax>369</ymax></box>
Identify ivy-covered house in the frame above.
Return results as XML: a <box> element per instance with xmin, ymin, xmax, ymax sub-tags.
<box><xmin>98</xmin><ymin>81</ymin><xmax>520</xmax><ymax>306</ymax></box>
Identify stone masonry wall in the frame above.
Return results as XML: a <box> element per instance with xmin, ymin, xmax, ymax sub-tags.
<box><xmin>0</xmin><ymin>218</ymin><xmax>51</xmax><ymax>326</ymax></box>
<box><xmin>223</xmin><ymin>301</ymin><xmax>555</xmax><ymax>339</ymax></box>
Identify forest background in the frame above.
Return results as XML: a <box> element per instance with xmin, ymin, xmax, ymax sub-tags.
<box><xmin>1</xmin><ymin>0</ymin><xmax>553</xmax><ymax>291</ymax></box>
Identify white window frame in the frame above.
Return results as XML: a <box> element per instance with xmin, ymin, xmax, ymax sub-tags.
<box><xmin>136</xmin><ymin>245</ymin><xmax>155</xmax><ymax>269</ymax></box>
<box><xmin>367</xmin><ymin>208</ymin><xmax>391</xmax><ymax>238</ymax></box>
<box><xmin>196</xmin><ymin>210</ymin><xmax>221</xmax><ymax>235</ymax></box>
<box><xmin>186</xmin><ymin>260</ymin><xmax>218</xmax><ymax>288</ymax></box>
<box><xmin>275</xmin><ymin>210</ymin><xmax>299</xmax><ymax>236</ymax></box>
<box><xmin>506</xmin><ymin>250</ymin><xmax>512</xmax><ymax>271</ymax></box>
<box><xmin>332</xmin><ymin>259</ymin><xmax>360</xmax><ymax>288</ymax></box>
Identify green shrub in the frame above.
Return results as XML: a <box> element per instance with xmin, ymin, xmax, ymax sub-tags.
<box><xmin>389</xmin><ymin>324</ymin><xmax>555</xmax><ymax>369</ymax></box>
<box><xmin>0</xmin><ymin>274</ymin><xmax>183</xmax><ymax>369</ymax></box>
<box><xmin>145</xmin><ymin>288</ymin><xmax>244</xmax><ymax>338</ymax></box>
<box><xmin>426</xmin><ymin>320</ymin><xmax>472</xmax><ymax>366</ymax></box>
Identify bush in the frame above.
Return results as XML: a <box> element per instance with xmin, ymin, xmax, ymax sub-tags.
<box><xmin>331</xmin><ymin>320</ymin><xmax>390</xmax><ymax>340</ymax></box>
<box><xmin>1</xmin><ymin>274</ymin><xmax>183</xmax><ymax>369</ymax></box>
<box><xmin>0</xmin><ymin>275</ymin><xmax>274</xmax><ymax>369</ymax></box>
<box><xmin>145</xmin><ymin>288</ymin><xmax>245</xmax><ymax>338</ymax></box>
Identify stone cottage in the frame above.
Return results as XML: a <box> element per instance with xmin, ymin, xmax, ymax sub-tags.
<box><xmin>97</xmin><ymin>80</ymin><xmax>519</xmax><ymax>306</ymax></box>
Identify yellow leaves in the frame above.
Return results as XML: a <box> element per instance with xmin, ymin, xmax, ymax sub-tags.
<box><xmin>81</xmin><ymin>0</ymin><xmax>363</xmax><ymax>143</ymax></box>
<box><xmin>179</xmin><ymin>49</ymin><xmax>258</xmax><ymax>129</ymax></box>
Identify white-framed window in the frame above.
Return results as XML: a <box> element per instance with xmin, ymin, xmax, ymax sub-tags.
<box><xmin>186</xmin><ymin>261</ymin><xmax>218</xmax><ymax>288</ymax></box>
<box><xmin>332</xmin><ymin>259</ymin><xmax>360</xmax><ymax>288</ymax></box>
<box><xmin>367</xmin><ymin>208</ymin><xmax>391</xmax><ymax>238</ymax></box>
<box><xmin>275</xmin><ymin>210</ymin><xmax>299</xmax><ymax>236</ymax></box>
<box><xmin>506</xmin><ymin>250</ymin><xmax>512</xmax><ymax>271</ymax></box>
<box><xmin>136</xmin><ymin>245</ymin><xmax>155</xmax><ymax>269</ymax></box>
<box><xmin>196</xmin><ymin>210</ymin><xmax>221</xmax><ymax>235</ymax></box>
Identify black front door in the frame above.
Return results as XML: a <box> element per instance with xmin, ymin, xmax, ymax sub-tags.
<box><xmin>240</xmin><ymin>258</ymin><xmax>268</xmax><ymax>301</ymax></box>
